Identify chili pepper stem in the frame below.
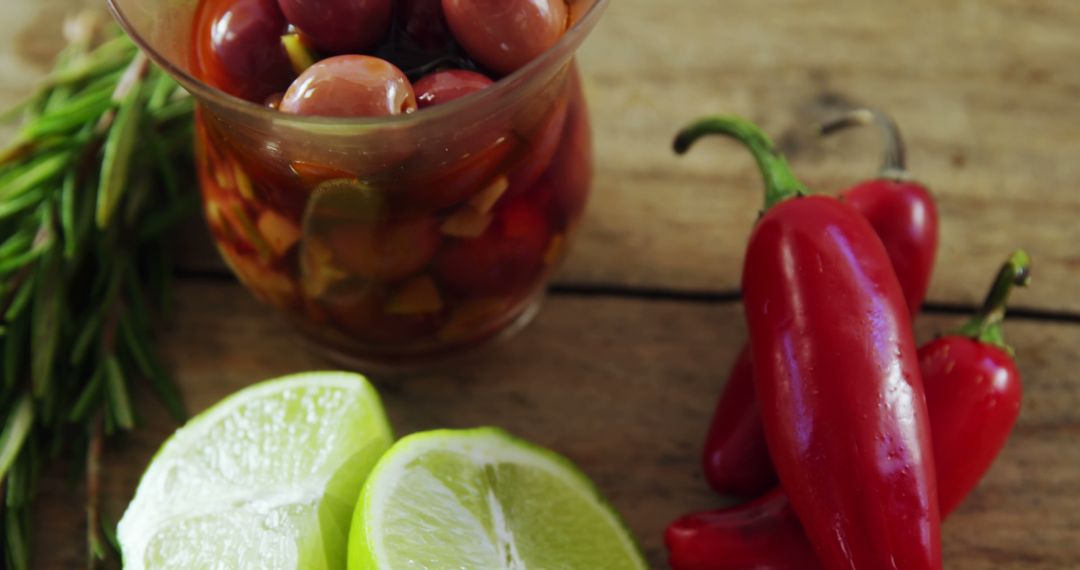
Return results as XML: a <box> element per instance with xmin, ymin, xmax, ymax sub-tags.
<box><xmin>953</xmin><ymin>249</ymin><xmax>1031</xmax><ymax>353</ymax></box>
<box><xmin>820</xmin><ymin>108</ymin><xmax>911</xmax><ymax>181</ymax></box>
<box><xmin>674</xmin><ymin>117</ymin><xmax>808</xmax><ymax>212</ymax></box>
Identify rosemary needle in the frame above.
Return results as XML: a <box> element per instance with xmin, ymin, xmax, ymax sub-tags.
<box><xmin>0</xmin><ymin>14</ymin><xmax>194</xmax><ymax>569</ymax></box>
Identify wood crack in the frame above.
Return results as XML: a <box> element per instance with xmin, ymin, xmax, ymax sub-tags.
<box><xmin>169</xmin><ymin>270</ymin><xmax>1080</xmax><ymax>325</ymax></box>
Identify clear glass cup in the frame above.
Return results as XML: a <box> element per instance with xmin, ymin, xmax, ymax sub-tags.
<box><xmin>108</xmin><ymin>0</ymin><xmax>608</xmax><ymax>370</ymax></box>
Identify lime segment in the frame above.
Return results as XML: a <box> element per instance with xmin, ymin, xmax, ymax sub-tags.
<box><xmin>349</xmin><ymin>428</ymin><xmax>646</xmax><ymax>570</ymax></box>
<box><xmin>119</xmin><ymin>371</ymin><xmax>393</xmax><ymax>570</ymax></box>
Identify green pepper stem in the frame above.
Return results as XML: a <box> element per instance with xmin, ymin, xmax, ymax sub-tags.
<box><xmin>674</xmin><ymin>116</ymin><xmax>809</xmax><ymax>212</ymax></box>
<box><xmin>953</xmin><ymin>249</ymin><xmax>1031</xmax><ymax>351</ymax></box>
<box><xmin>820</xmin><ymin>108</ymin><xmax>909</xmax><ymax>181</ymax></box>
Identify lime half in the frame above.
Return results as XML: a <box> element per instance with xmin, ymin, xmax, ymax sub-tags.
<box><xmin>349</xmin><ymin>428</ymin><xmax>646</xmax><ymax>570</ymax></box>
<box><xmin>119</xmin><ymin>371</ymin><xmax>393</xmax><ymax>570</ymax></box>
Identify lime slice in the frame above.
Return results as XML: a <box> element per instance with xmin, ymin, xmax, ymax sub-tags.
<box><xmin>349</xmin><ymin>428</ymin><xmax>647</xmax><ymax>570</ymax></box>
<box><xmin>118</xmin><ymin>371</ymin><xmax>393</xmax><ymax>570</ymax></box>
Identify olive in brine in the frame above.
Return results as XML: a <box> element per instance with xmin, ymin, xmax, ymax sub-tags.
<box><xmin>442</xmin><ymin>0</ymin><xmax>568</xmax><ymax>75</ymax></box>
<box><xmin>277</xmin><ymin>0</ymin><xmax>393</xmax><ymax>54</ymax></box>
<box><xmin>280</xmin><ymin>55</ymin><xmax>417</xmax><ymax>117</ymax></box>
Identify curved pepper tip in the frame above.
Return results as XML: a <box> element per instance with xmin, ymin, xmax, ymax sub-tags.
<box><xmin>671</xmin><ymin>116</ymin><xmax>810</xmax><ymax>212</ymax></box>
<box><xmin>819</xmin><ymin>106</ymin><xmax>910</xmax><ymax>180</ymax></box>
<box><xmin>672</xmin><ymin>128</ymin><xmax>697</xmax><ymax>155</ymax></box>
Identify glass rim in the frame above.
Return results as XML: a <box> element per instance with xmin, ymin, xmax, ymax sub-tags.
<box><xmin>106</xmin><ymin>0</ymin><xmax>608</xmax><ymax>128</ymax></box>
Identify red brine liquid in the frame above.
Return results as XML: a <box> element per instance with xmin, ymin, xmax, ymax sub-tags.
<box><xmin>189</xmin><ymin>0</ymin><xmax>592</xmax><ymax>365</ymax></box>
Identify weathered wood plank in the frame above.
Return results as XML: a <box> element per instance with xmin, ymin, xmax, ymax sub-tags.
<box><xmin>33</xmin><ymin>281</ymin><xmax>1080</xmax><ymax>568</ymax></box>
<box><xmin>570</xmin><ymin>0</ymin><xmax>1080</xmax><ymax>314</ymax></box>
<box><xmin>1</xmin><ymin>0</ymin><xmax>1077</xmax><ymax>312</ymax></box>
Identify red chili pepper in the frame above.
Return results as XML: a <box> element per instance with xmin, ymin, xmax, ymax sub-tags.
<box><xmin>668</xmin><ymin>251</ymin><xmax>1029</xmax><ymax>570</ymax></box>
<box><xmin>824</xmin><ymin>109</ymin><xmax>939</xmax><ymax>315</ymax></box>
<box><xmin>675</xmin><ymin>117</ymin><xmax>942</xmax><ymax>570</ymax></box>
<box><xmin>701</xmin><ymin>109</ymin><xmax>939</xmax><ymax>499</ymax></box>
<box><xmin>700</xmin><ymin>347</ymin><xmax>776</xmax><ymax>497</ymax></box>
<box><xmin>920</xmin><ymin>250</ymin><xmax>1027</xmax><ymax>516</ymax></box>
<box><xmin>666</xmin><ymin>490</ymin><xmax>814</xmax><ymax>570</ymax></box>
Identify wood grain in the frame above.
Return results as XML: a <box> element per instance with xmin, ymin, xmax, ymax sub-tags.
<box><xmin>32</xmin><ymin>281</ymin><xmax>1080</xmax><ymax>568</ymax></box>
<box><xmin>1</xmin><ymin>0</ymin><xmax>1077</xmax><ymax>312</ymax></box>
<box><xmin>571</xmin><ymin>0</ymin><xmax>1080</xmax><ymax>313</ymax></box>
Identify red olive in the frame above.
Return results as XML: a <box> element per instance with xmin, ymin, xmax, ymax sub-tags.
<box><xmin>442</xmin><ymin>0</ymin><xmax>568</xmax><ymax>75</ymax></box>
<box><xmin>544</xmin><ymin>92</ymin><xmax>592</xmax><ymax>227</ymax></box>
<box><xmin>280</xmin><ymin>55</ymin><xmax>418</xmax><ymax>117</ymax></box>
<box><xmin>507</xmin><ymin>97</ymin><xmax>568</xmax><ymax>195</ymax></box>
<box><xmin>194</xmin><ymin>0</ymin><xmax>294</xmax><ymax>102</ymax></box>
<box><xmin>319</xmin><ymin>286</ymin><xmax>439</xmax><ymax>343</ymax></box>
<box><xmin>326</xmin><ymin>216</ymin><xmax>441</xmax><ymax>282</ymax></box>
<box><xmin>414</xmin><ymin>70</ymin><xmax>494</xmax><ymax>109</ymax></box>
<box><xmin>434</xmin><ymin>195</ymin><xmax>550</xmax><ymax>296</ymax></box>
<box><xmin>264</xmin><ymin>92</ymin><xmax>284</xmax><ymax>109</ymax></box>
<box><xmin>276</xmin><ymin>0</ymin><xmax>392</xmax><ymax>54</ymax></box>
<box><xmin>567</xmin><ymin>0</ymin><xmax>590</xmax><ymax>25</ymax></box>
<box><xmin>396</xmin><ymin>137</ymin><xmax>513</xmax><ymax>211</ymax></box>
<box><xmin>398</xmin><ymin>0</ymin><xmax>455</xmax><ymax>51</ymax></box>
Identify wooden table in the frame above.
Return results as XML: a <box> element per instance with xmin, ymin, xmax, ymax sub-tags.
<box><xmin>6</xmin><ymin>0</ymin><xmax>1079</xmax><ymax>567</ymax></box>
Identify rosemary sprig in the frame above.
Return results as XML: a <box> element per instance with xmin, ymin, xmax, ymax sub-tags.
<box><xmin>0</xmin><ymin>13</ymin><xmax>195</xmax><ymax>568</ymax></box>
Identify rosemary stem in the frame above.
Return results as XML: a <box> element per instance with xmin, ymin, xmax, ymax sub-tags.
<box><xmin>86</xmin><ymin>416</ymin><xmax>105</xmax><ymax>568</ymax></box>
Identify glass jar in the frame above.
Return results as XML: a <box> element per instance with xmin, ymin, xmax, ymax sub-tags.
<box><xmin>108</xmin><ymin>0</ymin><xmax>608</xmax><ymax>370</ymax></box>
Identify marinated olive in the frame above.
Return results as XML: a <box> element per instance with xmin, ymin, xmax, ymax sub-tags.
<box><xmin>280</xmin><ymin>55</ymin><xmax>417</xmax><ymax>117</ymax></box>
<box><xmin>545</xmin><ymin>90</ymin><xmax>592</xmax><ymax>227</ymax></box>
<box><xmin>414</xmin><ymin>69</ymin><xmax>494</xmax><ymax>108</ymax></box>
<box><xmin>319</xmin><ymin>286</ymin><xmax>440</xmax><ymax>343</ymax></box>
<box><xmin>435</xmin><ymin>195</ymin><xmax>550</xmax><ymax>296</ymax></box>
<box><xmin>397</xmin><ymin>137</ymin><xmax>513</xmax><ymax>210</ymax></box>
<box><xmin>398</xmin><ymin>0</ymin><xmax>455</xmax><ymax>51</ymax></box>
<box><xmin>507</xmin><ymin>97</ymin><xmax>568</xmax><ymax>194</ymax></box>
<box><xmin>277</xmin><ymin>0</ymin><xmax>392</xmax><ymax>54</ymax></box>
<box><xmin>326</xmin><ymin>216</ymin><xmax>441</xmax><ymax>281</ymax></box>
<box><xmin>264</xmin><ymin>92</ymin><xmax>284</xmax><ymax>109</ymax></box>
<box><xmin>195</xmin><ymin>0</ymin><xmax>294</xmax><ymax>101</ymax></box>
<box><xmin>442</xmin><ymin>0</ymin><xmax>568</xmax><ymax>75</ymax></box>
